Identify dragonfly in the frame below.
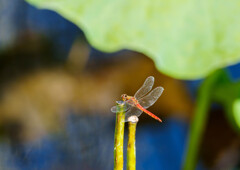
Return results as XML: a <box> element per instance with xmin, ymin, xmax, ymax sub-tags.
<box><xmin>111</xmin><ymin>76</ymin><xmax>164</xmax><ymax>122</ymax></box>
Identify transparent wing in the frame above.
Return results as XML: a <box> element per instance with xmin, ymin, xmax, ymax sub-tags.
<box><xmin>134</xmin><ymin>76</ymin><xmax>154</xmax><ymax>100</ymax></box>
<box><xmin>111</xmin><ymin>102</ymin><xmax>131</xmax><ymax>113</ymax></box>
<box><xmin>125</xmin><ymin>107</ymin><xmax>143</xmax><ymax>122</ymax></box>
<box><xmin>138</xmin><ymin>87</ymin><xmax>164</xmax><ymax>109</ymax></box>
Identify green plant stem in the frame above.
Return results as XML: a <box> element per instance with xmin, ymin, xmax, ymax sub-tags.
<box><xmin>127</xmin><ymin>122</ymin><xmax>137</xmax><ymax>170</ymax></box>
<box><xmin>183</xmin><ymin>71</ymin><xmax>221</xmax><ymax>170</ymax></box>
<box><xmin>114</xmin><ymin>101</ymin><xmax>125</xmax><ymax>170</ymax></box>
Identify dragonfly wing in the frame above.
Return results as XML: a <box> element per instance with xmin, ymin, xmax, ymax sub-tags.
<box><xmin>134</xmin><ymin>76</ymin><xmax>154</xmax><ymax>100</ymax></box>
<box><xmin>111</xmin><ymin>102</ymin><xmax>131</xmax><ymax>113</ymax></box>
<box><xmin>125</xmin><ymin>107</ymin><xmax>143</xmax><ymax>122</ymax></box>
<box><xmin>138</xmin><ymin>87</ymin><xmax>164</xmax><ymax>109</ymax></box>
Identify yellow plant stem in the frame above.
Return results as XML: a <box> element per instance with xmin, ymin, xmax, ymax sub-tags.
<box><xmin>127</xmin><ymin>118</ymin><xmax>137</xmax><ymax>170</ymax></box>
<box><xmin>114</xmin><ymin>101</ymin><xmax>125</xmax><ymax>170</ymax></box>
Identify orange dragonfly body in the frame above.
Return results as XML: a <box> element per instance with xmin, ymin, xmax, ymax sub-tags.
<box><xmin>111</xmin><ymin>76</ymin><xmax>164</xmax><ymax>122</ymax></box>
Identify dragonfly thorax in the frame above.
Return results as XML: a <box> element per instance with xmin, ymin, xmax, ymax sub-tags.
<box><xmin>121</xmin><ymin>94</ymin><xmax>138</xmax><ymax>106</ymax></box>
<box><xmin>126</xmin><ymin>98</ymin><xmax>139</xmax><ymax>107</ymax></box>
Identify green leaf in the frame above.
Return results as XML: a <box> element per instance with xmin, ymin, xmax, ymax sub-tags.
<box><xmin>233</xmin><ymin>99</ymin><xmax>240</xmax><ymax>129</ymax></box>
<box><xmin>25</xmin><ymin>0</ymin><xmax>240</xmax><ymax>79</ymax></box>
<box><xmin>212</xmin><ymin>72</ymin><xmax>240</xmax><ymax>131</ymax></box>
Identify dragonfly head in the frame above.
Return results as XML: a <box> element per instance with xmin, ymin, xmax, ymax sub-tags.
<box><xmin>121</xmin><ymin>94</ymin><xmax>129</xmax><ymax>101</ymax></box>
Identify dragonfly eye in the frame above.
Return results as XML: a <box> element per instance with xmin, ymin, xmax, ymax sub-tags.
<box><xmin>121</xmin><ymin>94</ymin><xmax>127</xmax><ymax>100</ymax></box>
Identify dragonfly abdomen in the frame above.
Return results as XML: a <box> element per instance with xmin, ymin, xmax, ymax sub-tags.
<box><xmin>136</xmin><ymin>104</ymin><xmax>162</xmax><ymax>122</ymax></box>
